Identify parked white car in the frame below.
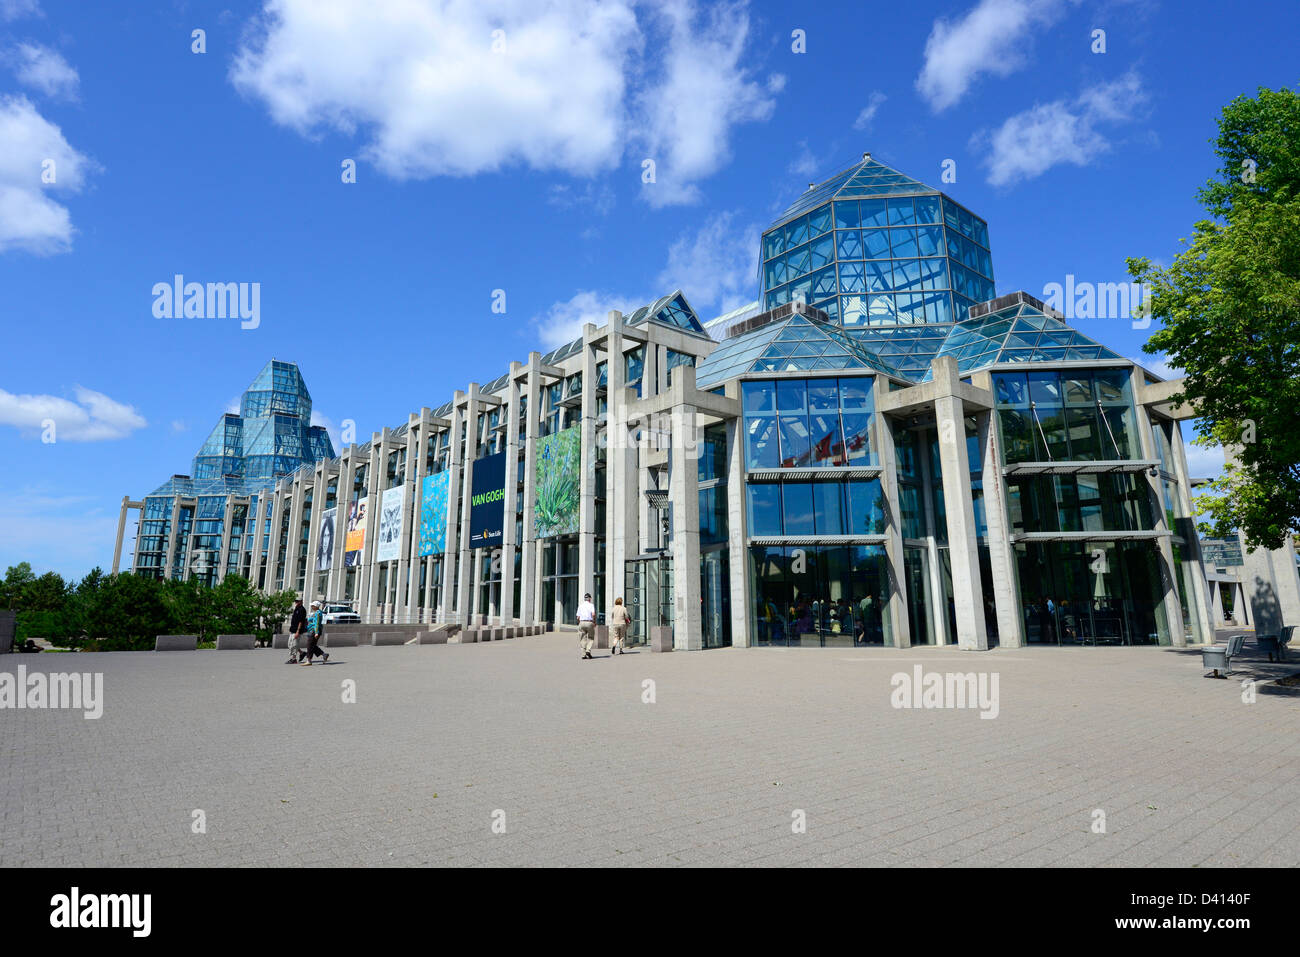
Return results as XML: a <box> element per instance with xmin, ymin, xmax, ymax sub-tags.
<box><xmin>321</xmin><ymin>603</ymin><xmax>361</xmax><ymax>625</ymax></box>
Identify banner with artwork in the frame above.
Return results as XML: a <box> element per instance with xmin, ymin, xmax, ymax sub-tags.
<box><xmin>316</xmin><ymin>506</ymin><xmax>337</xmax><ymax>572</ymax></box>
<box><xmin>535</xmin><ymin>426</ymin><xmax>580</xmax><ymax>538</ymax></box>
<box><xmin>344</xmin><ymin>497</ymin><xmax>367</xmax><ymax>566</ymax></box>
<box><xmin>468</xmin><ymin>450</ymin><xmax>506</xmax><ymax>549</ymax></box>
<box><xmin>376</xmin><ymin>485</ymin><xmax>405</xmax><ymax>563</ymax></box>
<box><xmin>418</xmin><ymin>471</ymin><xmax>450</xmax><ymax>556</ymax></box>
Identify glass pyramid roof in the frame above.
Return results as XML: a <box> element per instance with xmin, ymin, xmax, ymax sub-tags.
<box><xmin>540</xmin><ymin>291</ymin><xmax>707</xmax><ymax>368</ymax></box>
<box><xmin>919</xmin><ymin>301</ymin><xmax>1124</xmax><ymax>381</ymax></box>
<box><xmin>696</xmin><ymin>312</ymin><xmax>905</xmax><ymax>388</ymax></box>
<box><xmin>770</xmin><ymin>156</ymin><xmax>941</xmax><ymax>232</ymax></box>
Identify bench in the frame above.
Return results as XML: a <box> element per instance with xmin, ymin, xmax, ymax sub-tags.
<box><xmin>1202</xmin><ymin>633</ymin><xmax>1246</xmax><ymax>678</ymax></box>
<box><xmin>215</xmin><ymin>634</ymin><xmax>256</xmax><ymax>650</ymax></box>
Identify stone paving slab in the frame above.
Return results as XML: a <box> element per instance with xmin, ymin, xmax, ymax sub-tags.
<box><xmin>1</xmin><ymin>637</ymin><xmax>1296</xmax><ymax>867</ymax></box>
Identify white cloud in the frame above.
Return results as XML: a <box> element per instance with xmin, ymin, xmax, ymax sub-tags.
<box><xmin>975</xmin><ymin>72</ymin><xmax>1146</xmax><ymax>187</ymax></box>
<box><xmin>636</xmin><ymin>0</ymin><xmax>776</xmax><ymax>207</ymax></box>
<box><xmin>787</xmin><ymin>142</ymin><xmax>817</xmax><ymax>179</ymax></box>
<box><xmin>7</xmin><ymin>42</ymin><xmax>79</xmax><ymax>99</ymax></box>
<box><xmin>170</xmin><ymin>420</ymin><xmax>188</xmax><ymax>433</ymax></box>
<box><xmin>531</xmin><ymin>290</ymin><xmax>643</xmax><ymax>349</ymax></box>
<box><xmin>0</xmin><ymin>0</ymin><xmax>41</xmax><ymax>21</ymax></box>
<box><xmin>916</xmin><ymin>0</ymin><xmax>1073</xmax><ymax>112</ymax></box>
<box><xmin>1129</xmin><ymin>353</ymin><xmax>1180</xmax><ymax>381</ymax></box>
<box><xmin>231</xmin><ymin>0</ymin><xmax>777</xmax><ymax>204</ymax></box>
<box><xmin>852</xmin><ymin>90</ymin><xmax>887</xmax><ymax>131</ymax></box>
<box><xmin>0</xmin><ymin>94</ymin><xmax>97</xmax><ymax>254</ymax></box>
<box><xmin>657</xmin><ymin>210</ymin><xmax>758</xmax><ymax>313</ymax></box>
<box><xmin>0</xmin><ymin>385</ymin><xmax>146</xmax><ymax>441</ymax></box>
<box><xmin>546</xmin><ymin>181</ymin><xmax>615</xmax><ymax>216</ymax></box>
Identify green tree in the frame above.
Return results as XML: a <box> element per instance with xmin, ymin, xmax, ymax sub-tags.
<box><xmin>1128</xmin><ymin>83</ymin><xmax>1300</xmax><ymax>550</ymax></box>
<box><xmin>2</xmin><ymin>562</ymin><xmax>36</xmax><ymax>610</ymax></box>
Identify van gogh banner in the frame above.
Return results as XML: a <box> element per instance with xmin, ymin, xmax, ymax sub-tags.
<box><xmin>535</xmin><ymin>426</ymin><xmax>580</xmax><ymax>538</ymax></box>
<box><xmin>344</xmin><ymin>497</ymin><xmax>367</xmax><ymax>566</ymax></box>
<box><xmin>376</xmin><ymin>485</ymin><xmax>405</xmax><ymax>563</ymax></box>
<box><xmin>418</xmin><ymin>471</ymin><xmax>450</xmax><ymax>556</ymax></box>
<box><xmin>316</xmin><ymin>506</ymin><xmax>337</xmax><ymax>572</ymax></box>
<box><xmin>468</xmin><ymin>450</ymin><xmax>506</xmax><ymax>549</ymax></box>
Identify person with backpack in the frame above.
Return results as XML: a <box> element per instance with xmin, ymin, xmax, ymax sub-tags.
<box><xmin>286</xmin><ymin>597</ymin><xmax>307</xmax><ymax>664</ymax></box>
<box><xmin>609</xmin><ymin>597</ymin><xmax>631</xmax><ymax>656</ymax></box>
<box><xmin>300</xmin><ymin>600</ymin><xmax>329</xmax><ymax>665</ymax></box>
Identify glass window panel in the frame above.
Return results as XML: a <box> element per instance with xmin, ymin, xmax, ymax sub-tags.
<box><xmin>834</xmin><ymin>200</ymin><xmax>860</xmax><ymax>229</ymax></box>
<box><xmin>747</xmin><ymin>483</ymin><xmax>782</xmax><ymax>536</ymax></box>
<box><xmin>810</xmin><ymin>234</ymin><xmax>834</xmax><ymax>269</ymax></box>
<box><xmin>813</xmin><ymin>482</ymin><xmax>844</xmax><ymax>535</ymax></box>
<box><xmin>808</xmin><ymin>206</ymin><xmax>832</xmax><ymax>237</ymax></box>
<box><xmin>745</xmin><ymin>414</ymin><xmax>780</xmax><ymax>469</ymax></box>
<box><xmin>864</xmin><ymin>261</ymin><xmax>892</xmax><ymax>291</ymax></box>
<box><xmin>838</xmin><ymin>261</ymin><xmax>866</xmax><ymax>294</ymax></box>
<box><xmin>847</xmin><ymin>479</ymin><xmax>887</xmax><ymax>534</ymax></box>
<box><xmin>893</xmin><ymin>259</ymin><xmax>923</xmax><ymax>291</ymax></box>
<box><xmin>743</xmin><ymin>379</ymin><xmax>776</xmax><ymax>412</ymax></box>
<box><xmin>914</xmin><ymin>195</ymin><xmax>941</xmax><ymax>224</ymax></box>
<box><xmin>860</xmin><ymin>198</ymin><xmax>888</xmax><ymax>229</ymax></box>
<box><xmin>890</xmin><ymin>227</ymin><xmax>919</xmax><ymax>258</ymax></box>
<box><xmin>778</xmin><ymin>415</ymin><xmax>812</xmax><ymax>467</ymax></box>
<box><xmin>924</xmin><ymin>291</ymin><xmax>952</xmax><ymax>324</ymax></box>
<box><xmin>888</xmin><ymin>198</ymin><xmax>917</xmax><ymax>225</ymax></box>
<box><xmin>806</xmin><ymin>378</ymin><xmax>839</xmax><ymax>410</ymax></box>
<box><xmin>840</xmin><ymin>295</ymin><xmax>869</xmax><ymax>325</ymax></box>
<box><xmin>863</xmin><ymin>228</ymin><xmax>891</xmax><ymax>259</ymax></box>
<box><xmin>781</xmin><ymin>481</ymin><xmax>815</xmax><ymax>535</ymax></box>
<box><xmin>836</xmin><ymin>229</ymin><xmax>863</xmax><ymax>259</ymax></box>
<box><xmin>776</xmin><ymin>379</ymin><xmax>807</xmax><ymax>413</ymax></box>
<box><xmin>917</xmin><ymin>224</ymin><xmax>945</xmax><ymax>257</ymax></box>
<box><xmin>809</xmin><ymin>412</ymin><xmax>844</xmax><ymax>464</ymax></box>
<box><xmin>842</xmin><ymin>413</ymin><xmax>873</xmax><ymax>462</ymax></box>
<box><xmin>838</xmin><ymin>376</ymin><xmax>874</xmax><ymax>410</ymax></box>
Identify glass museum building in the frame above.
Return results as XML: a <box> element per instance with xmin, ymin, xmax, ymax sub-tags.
<box><xmin>114</xmin><ymin>156</ymin><xmax>1300</xmax><ymax>650</ymax></box>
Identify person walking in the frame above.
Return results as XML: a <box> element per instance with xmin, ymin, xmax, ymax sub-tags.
<box><xmin>609</xmin><ymin>597</ymin><xmax>631</xmax><ymax>656</ymax></box>
<box><xmin>300</xmin><ymin>600</ymin><xmax>329</xmax><ymax>665</ymax></box>
<box><xmin>576</xmin><ymin>592</ymin><xmax>597</xmax><ymax>660</ymax></box>
<box><xmin>286</xmin><ymin>597</ymin><xmax>307</xmax><ymax>664</ymax></box>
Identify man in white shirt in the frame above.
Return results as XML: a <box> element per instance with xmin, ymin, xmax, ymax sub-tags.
<box><xmin>576</xmin><ymin>593</ymin><xmax>597</xmax><ymax>660</ymax></box>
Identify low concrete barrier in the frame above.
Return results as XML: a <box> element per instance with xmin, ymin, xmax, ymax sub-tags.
<box><xmin>458</xmin><ymin>628</ymin><xmax>479</xmax><ymax>644</ymax></box>
<box><xmin>322</xmin><ymin>632</ymin><xmax>360</xmax><ymax>647</ymax></box>
<box><xmin>503</xmin><ymin>626</ymin><xmax>516</xmax><ymax>639</ymax></box>
<box><xmin>650</xmin><ymin>625</ymin><xmax>673</xmax><ymax>653</ymax></box>
<box><xmin>215</xmin><ymin>634</ymin><xmax>256</xmax><ymax>650</ymax></box>
<box><xmin>155</xmin><ymin>635</ymin><xmax>197</xmax><ymax>651</ymax></box>
<box><xmin>417</xmin><ymin>627</ymin><xmax>451</xmax><ymax>645</ymax></box>
<box><xmin>272</xmin><ymin>634</ymin><xmax>290</xmax><ymax>649</ymax></box>
<box><xmin>489</xmin><ymin>627</ymin><xmax>503</xmax><ymax>641</ymax></box>
<box><xmin>595</xmin><ymin>625</ymin><xmax>609</xmax><ymax>649</ymax></box>
<box><xmin>371</xmin><ymin>632</ymin><xmax>408</xmax><ymax>646</ymax></box>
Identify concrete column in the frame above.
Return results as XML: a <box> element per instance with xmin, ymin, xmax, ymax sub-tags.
<box><xmin>441</xmin><ymin>398</ymin><xmax>464</xmax><ymax>620</ymax></box>
<box><xmin>1168</xmin><ymin>420</ymin><xmax>1217</xmax><ymax>644</ymax></box>
<box><xmin>723</xmin><ymin>392</ymin><xmax>749</xmax><ymax>647</ymax></box>
<box><xmin>216</xmin><ymin>494</ymin><xmax>235</xmax><ymax>583</ymax></box>
<box><xmin>284</xmin><ymin>474</ymin><xmax>306</xmax><ymax>596</ymax></box>
<box><xmin>164</xmin><ymin>495</ymin><xmax>182</xmax><ymax>582</ymax></box>
<box><xmin>977</xmin><ymin>409</ymin><xmax>1023</xmax><ymax>648</ymax></box>
<box><xmin>112</xmin><ymin>496</ymin><xmax>130</xmax><ymax>574</ymax></box>
<box><xmin>1132</xmin><ymin>384</ymin><xmax>1187</xmax><ymax>646</ymax></box>
<box><xmin>873</xmin><ymin>396</ymin><xmax>911</xmax><ymax>648</ymax></box>
<box><xmin>303</xmin><ymin>467</ymin><xmax>326</xmax><ymax>604</ymax></box>
<box><xmin>329</xmin><ymin>451</ymin><xmax>355</xmax><ymax>603</ymax></box>
<box><xmin>934</xmin><ymin>387</ymin><xmax>988</xmax><ymax>651</ymax></box>
<box><xmin>577</xmin><ymin>326</ymin><xmax>599</xmax><ymax>607</ymax></box>
<box><xmin>249</xmin><ymin>490</ymin><xmax>267</xmax><ymax>591</ymax></box>
<box><xmin>361</xmin><ymin>433</ymin><xmax>387</xmax><ymax>622</ymax></box>
<box><xmin>520</xmin><ymin>362</ymin><xmax>541</xmax><ymax>623</ymax></box>
<box><xmin>668</xmin><ymin>374</ymin><xmax>702</xmax><ymax>651</ymax></box>
<box><xmin>406</xmin><ymin>410</ymin><xmax>432</xmax><ymax>619</ymax></box>
<box><xmin>456</xmin><ymin>387</ymin><xmax>480</xmax><ymax>624</ymax></box>
<box><xmin>501</xmin><ymin>368</ymin><xmax>522</xmax><ymax>623</ymax></box>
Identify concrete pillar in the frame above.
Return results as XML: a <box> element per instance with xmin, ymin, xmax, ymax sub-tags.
<box><xmin>406</xmin><ymin>410</ymin><xmax>432</xmax><ymax>618</ymax></box>
<box><xmin>164</xmin><ymin>495</ymin><xmax>182</xmax><ymax>582</ymax></box>
<box><xmin>216</xmin><ymin>494</ymin><xmax>235</xmax><ymax>583</ymax></box>
<box><xmin>933</xmin><ymin>374</ymin><xmax>988</xmax><ymax>650</ymax></box>
<box><xmin>1132</xmin><ymin>380</ymin><xmax>1187</xmax><ymax>646</ymax></box>
<box><xmin>501</xmin><ymin>368</ymin><xmax>522</xmax><ymax>623</ymax></box>
<box><xmin>112</xmin><ymin>496</ymin><xmax>130</xmax><ymax>574</ymax></box>
<box><xmin>605</xmin><ymin>316</ymin><xmax>630</xmax><ymax>614</ymax></box>
<box><xmin>976</xmin><ymin>409</ymin><xmax>1023</xmax><ymax>648</ymax></box>
<box><xmin>303</xmin><ymin>467</ymin><xmax>326</xmax><ymax>604</ymax></box>
<box><xmin>284</xmin><ymin>474</ymin><xmax>306</xmax><ymax>597</ymax></box>
<box><xmin>361</xmin><ymin>433</ymin><xmax>387</xmax><ymax>622</ymax></box>
<box><xmin>873</xmin><ymin>386</ymin><xmax>911</xmax><ymax>649</ymax></box>
<box><xmin>456</xmin><ymin>387</ymin><xmax>480</xmax><ymax>625</ymax></box>
<box><xmin>1167</xmin><ymin>419</ymin><xmax>1217</xmax><ymax>644</ymax></box>
<box><xmin>250</xmin><ymin>490</ymin><xmax>268</xmax><ymax>591</ymax></box>
<box><xmin>520</xmin><ymin>361</ymin><xmax>541</xmax><ymax>623</ymax></box>
<box><xmin>329</xmin><ymin>450</ymin><xmax>355</xmax><ymax>603</ymax></box>
<box><xmin>441</xmin><ymin>397</ymin><xmax>464</xmax><ymax>620</ymax></box>
<box><xmin>723</xmin><ymin>391</ymin><xmax>749</xmax><ymax>647</ymax></box>
<box><xmin>668</xmin><ymin>374</ymin><xmax>702</xmax><ymax>651</ymax></box>
<box><xmin>578</xmin><ymin>326</ymin><xmax>598</xmax><ymax>606</ymax></box>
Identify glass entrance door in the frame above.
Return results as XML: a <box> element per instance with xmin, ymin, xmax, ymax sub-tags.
<box><xmin>904</xmin><ymin>545</ymin><xmax>933</xmax><ymax>645</ymax></box>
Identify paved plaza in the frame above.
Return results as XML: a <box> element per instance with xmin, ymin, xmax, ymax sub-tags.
<box><xmin>2</xmin><ymin>633</ymin><xmax>1298</xmax><ymax>867</ymax></box>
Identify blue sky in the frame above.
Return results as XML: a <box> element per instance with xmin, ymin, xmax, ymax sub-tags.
<box><xmin>1</xmin><ymin>0</ymin><xmax>1296</xmax><ymax>580</ymax></box>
